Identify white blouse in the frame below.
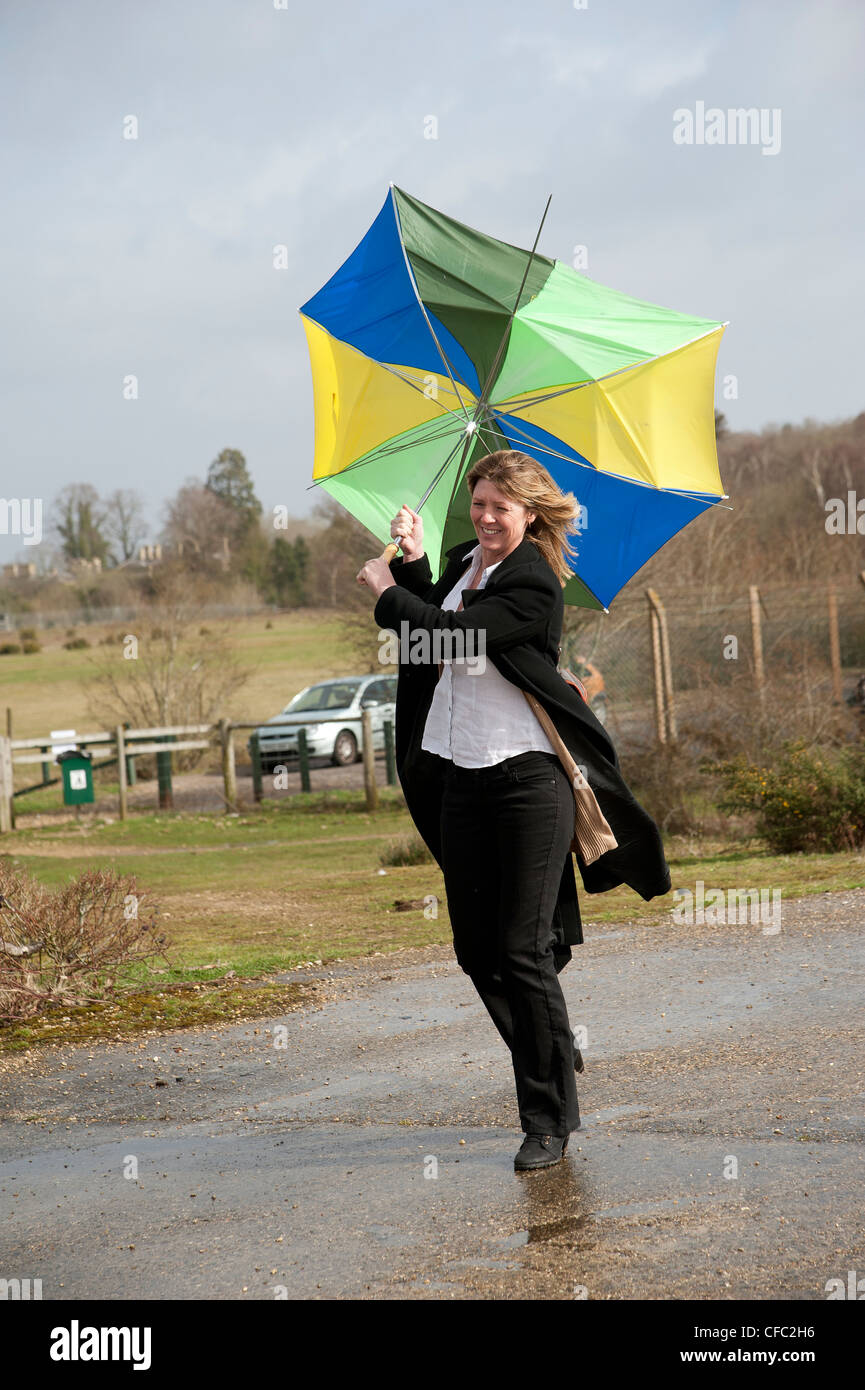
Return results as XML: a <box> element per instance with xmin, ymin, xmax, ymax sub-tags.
<box><xmin>420</xmin><ymin>544</ymin><xmax>557</xmax><ymax>768</ymax></box>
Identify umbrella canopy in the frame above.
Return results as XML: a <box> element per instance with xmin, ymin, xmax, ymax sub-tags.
<box><xmin>300</xmin><ymin>185</ymin><xmax>726</xmax><ymax>610</ymax></box>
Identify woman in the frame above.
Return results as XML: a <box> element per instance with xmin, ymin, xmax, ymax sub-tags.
<box><xmin>356</xmin><ymin>450</ymin><xmax>671</xmax><ymax>1172</ymax></box>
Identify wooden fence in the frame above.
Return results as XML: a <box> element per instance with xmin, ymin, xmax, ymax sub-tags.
<box><xmin>0</xmin><ymin>711</ymin><xmax>397</xmax><ymax>832</ymax></box>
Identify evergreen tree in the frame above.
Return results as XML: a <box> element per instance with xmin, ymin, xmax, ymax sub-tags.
<box><xmin>205</xmin><ymin>448</ymin><xmax>262</xmax><ymax>534</ymax></box>
<box><xmin>267</xmin><ymin>535</ymin><xmax>309</xmax><ymax>605</ymax></box>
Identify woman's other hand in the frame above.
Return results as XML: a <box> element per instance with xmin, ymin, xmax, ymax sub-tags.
<box><xmin>391</xmin><ymin>504</ymin><xmax>424</xmax><ymax>561</ymax></box>
<box><xmin>356</xmin><ymin>556</ymin><xmax>396</xmax><ymax>598</ymax></box>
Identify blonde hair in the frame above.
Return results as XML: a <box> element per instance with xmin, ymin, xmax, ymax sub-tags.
<box><xmin>465</xmin><ymin>449</ymin><xmax>580</xmax><ymax>587</ymax></box>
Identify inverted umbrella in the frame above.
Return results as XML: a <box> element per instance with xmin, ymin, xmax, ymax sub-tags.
<box><xmin>300</xmin><ymin>185</ymin><xmax>727</xmax><ymax>610</ymax></box>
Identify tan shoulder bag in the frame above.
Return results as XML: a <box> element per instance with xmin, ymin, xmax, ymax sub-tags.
<box><xmin>522</xmin><ymin>690</ymin><xmax>618</xmax><ymax>866</ymax></box>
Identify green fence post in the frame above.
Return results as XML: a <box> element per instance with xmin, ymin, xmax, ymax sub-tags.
<box><xmin>156</xmin><ymin>734</ymin><xmax>174</xmax><ymax>810</ymax></box>
<box><xmin>383</xmin><ymin>719</ymin><xmax>396</xmax><ymax>786</ymax></box>
<box><xmin>41</xmin><ymin>745</ymin><xmax>51</xmax><ymax>785</ymax></box>
<box><xmin>124</xmin><ymin>724</ymin><xmax>137</xmax><ymax>786</ymax></box>
<box><xmin>250</xmin><ymin>731</ymin><xmax>263</xmax><ymax>803</ymax></box>
<box><xmin>4</xmin><ymin>711</ymin><xmax>13</xmax><ymax>832</ymax></box>
<box><xmin>297</xmin><ymin>727</ymin><xmax>311</xmax><ymax>793</ymax></box>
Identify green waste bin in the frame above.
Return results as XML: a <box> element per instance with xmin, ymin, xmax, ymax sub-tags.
<box><xmin>57</xmin><ymin>748</ymin><xmax>94</xmax><ymax>805</ymax></box>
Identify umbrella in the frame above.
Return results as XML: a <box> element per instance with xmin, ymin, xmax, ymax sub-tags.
<box><xmin>299</xmin><ymin>184</ymin><xmax>727</xmax><ymax>611</ymax></box>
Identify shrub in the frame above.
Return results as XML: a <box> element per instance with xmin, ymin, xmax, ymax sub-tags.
<box><xmin>0</xmin><ymin>643</ymin><xmax>22</xmax><ymax>656</ymax></box>
<box><xmin>619</xmin><ymin>741</ymin><xmax>710</xmax><ymax>837</ymax></box>
<box><xmin>18</xmin><ymin>627</ymin><xmax>37</xmax><ymax>641</ymax></box>
<box><xmin>21</xmin><ymin>641</ymin><xmax>41</xmax><ymax>654</ymax></box>
<box><xmin>379</xmin><ymin>835</ymin><xmax>434</xmax><ymax>867</ymax></box>
<box><xmin>63</xmin><ymin>637</ymin><xmax>90</xmax><ymax>650</ymax></box>
<box><xmin>711</xmin><ymin>742</ymin><xmax>865</xmax><ymax>853</ymax></box>
<box><xmin>0</xmin><ymin>864</ymin><xmax>169</xmax><ymax>1021</ymax></box>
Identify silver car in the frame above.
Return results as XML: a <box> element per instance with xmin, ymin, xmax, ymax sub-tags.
<box><xmin>250</xmin><ymin>675</ymin><xmax>398</xmax><ymax>770</ymax></box>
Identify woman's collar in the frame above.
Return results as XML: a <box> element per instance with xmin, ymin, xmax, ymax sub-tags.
<box><xmin>444</xmin><ymin>535</ymin><xmax>538</xmax><ymax>577</ymax></box>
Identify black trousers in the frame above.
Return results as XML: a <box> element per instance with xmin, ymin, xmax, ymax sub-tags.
<box><xmin>439</xmin><ymin>749</ymin><xmax>580</xmax><ymax>1136</ymax></box>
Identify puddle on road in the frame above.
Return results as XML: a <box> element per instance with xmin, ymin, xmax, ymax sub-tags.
<box><xmin>595</xmin><ymin>1192</ymin><xmax>720</xmax><ymax>1221</ymax></box>
<box><xmin>527</xmin><ymin>1212</ymin><xmax>593</xmax><ymax>1245</ymax></box>
<box><xmin>495</xmin><ymin>1229</ymin><xmax>529</xmax><ymax>1250</ymax></box>
<box><xmin>495</xmin><ymin>1212</ymin><xmax>593</xmax><ymax>1252</ymax></box>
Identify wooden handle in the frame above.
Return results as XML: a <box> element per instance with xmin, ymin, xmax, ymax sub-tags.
<box><xmin>381</xmin><ymin>540</ymin><xmax>401</xmax><ymax>562</ymax></box>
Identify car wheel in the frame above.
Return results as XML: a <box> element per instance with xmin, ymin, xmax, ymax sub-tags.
<box><xmin>332</xmin><ymin>730</ymin><xmax>358</xmax><ymax>766</ymax></box>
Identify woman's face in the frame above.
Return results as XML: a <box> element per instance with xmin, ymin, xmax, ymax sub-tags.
<box><xmin>470</xmin><ymin>479</ymin><xmax>536</xmax><ymax>563</ymax></box>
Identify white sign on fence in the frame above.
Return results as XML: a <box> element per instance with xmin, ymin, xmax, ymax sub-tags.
<box><xmin>50</xmin><ymin>729</ymin><xmax>76</xmax><ymax>762</ymax></box>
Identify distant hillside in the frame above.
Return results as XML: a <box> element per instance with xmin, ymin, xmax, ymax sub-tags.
<box><xmin>634</xmin><ymin>412</ymin><xmax>865</xmax><ymax>601</ymax></box>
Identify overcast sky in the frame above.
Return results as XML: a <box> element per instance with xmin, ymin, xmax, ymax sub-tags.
<box><xmin>2</xmin><ymin>0</ymin><xmax>863</xmax><ymax>560</ymax></box>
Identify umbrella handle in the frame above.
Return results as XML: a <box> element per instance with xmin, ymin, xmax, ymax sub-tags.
<box><xmin>380</xmin><ymin>539</ymin><xmax>402</xmax><ymax>563</ymax></box>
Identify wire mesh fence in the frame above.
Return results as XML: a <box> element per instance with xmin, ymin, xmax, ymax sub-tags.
<box><xmin>560</xmin><ymin>579</ymin><xmax>865</xmax><ymax>754</ymax></box>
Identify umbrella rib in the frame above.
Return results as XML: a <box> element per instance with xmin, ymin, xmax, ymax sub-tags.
<box><xmin>304</xmin><ymin>417</ymin><xmax>477</xmax><ymax>489</ymax></box>
<box><xmin>490</xmin><ymin>323</ymin><xmax>726</xmax><ymax>412</ymax></box>
<box><xmin>403</xmin><ymin>252</ymin><xmax>514</xmax><ymax>313</ymax></box>
<box><xmin>365</xmin><ymin>419</ymin><xmax>473</xmax><ymax>460</ymax></box>
<box><xmin>414</xmin><ymin>430</ymin><xmax>487</xmax><ymax>512</ymax></box>
<box><xmin>375</xmin><ymin>360</ymin><xmax>476</xmax><ymax>428</ymax></box>
<box><xmin>487</xmin><ymin>412</ymin><xmax>598</xmax><ymax>472</ymax></box>
<box><xmin>493</xmin><ymin>379</ymin><xmax>598</xmax><ymax>412</ymax></box>
<box><xmin>492</xmin><ymin>411</ymin><xmax>728</xmax><ymax>504</ymax></box>
<box><xmin>390</xmin><ymin>184</ymin><xmax>474</xmax><ymax>421</ymax></box>
<box><xmin>440</xmin><ymin>411</ymin><xmax>513</xmax><ymax>523</ymax></box>
<box><xmin>471</xmin><ymin>194</ymin><xmax>552</xmax><ymax>422</ymax></box>
<box><xmin>300</xmin><ymin>312</ymin><xmax>475</xmax><ymax>433</ymax></box>
<box><xmin>431</xmin><ymin>196</ymin><xmax>553</xmax><ymax>531</ymax></box>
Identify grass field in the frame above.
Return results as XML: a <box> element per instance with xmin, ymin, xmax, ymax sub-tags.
<box><xmin>0</xmin><ymin>608</ymin><xmax>355</xmax><ymax>740</ymax></box>
<box><xmin>2</xmin><ymin>785</ymin><xmax>863</xmax><ymax>1053</ymax></box>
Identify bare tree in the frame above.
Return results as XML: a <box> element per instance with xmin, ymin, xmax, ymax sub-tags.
<box><xmin>307</xmin><ymin>494</ymin><xmax>383</xmax><ymax>607</ymax></box>
<box><xmin>85</xmin><ymin>570</ymin><xmax>252</xmax><ymax>766</ymax></box>
<box><xmin>161</xmin><ymin>479</ymin><xmax>238</xmax><ymax>571</ymax></box>
<box><xmin>105</xmin><ymin>488</ymin><xmax>146</xmax><ymax>562</ymax></box>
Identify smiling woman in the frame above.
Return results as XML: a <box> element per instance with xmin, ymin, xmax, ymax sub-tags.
<box><xmin>355</xmin><ymin>449</ymin><xmax>671</xmax><ymax>1174</ymax></box>
<box><xmin>466</xmin><ymin>456</ymin><xmax>580</xmax><ymax>587</ymax></box>
<box><xmin>470</xmin><ymin>478</ymin><xmax>535</xmax><ymax>566</ymax></box>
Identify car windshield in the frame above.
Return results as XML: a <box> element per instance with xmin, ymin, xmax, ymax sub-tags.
<box><xmin>285</xmin><ymin>683</ymin><xmax>361</xmax><ymax>714</ymax></box>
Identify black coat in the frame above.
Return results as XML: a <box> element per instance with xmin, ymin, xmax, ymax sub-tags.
<box><xmin>373</xmin><ymin>535</ymin><xmax>671</xmax><ymax>965</ymax></box>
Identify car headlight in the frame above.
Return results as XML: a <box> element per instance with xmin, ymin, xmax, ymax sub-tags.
<box><xmin>291</xmin><ymin>724</ymin><xmax>320</xmax><ymax>739</ymax></box>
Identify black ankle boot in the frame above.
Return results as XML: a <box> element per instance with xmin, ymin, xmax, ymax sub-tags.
<box><xmin>514</xmin><ymin>1132</ymin><xmax>569</xmax><ymax>1172</ymax></box>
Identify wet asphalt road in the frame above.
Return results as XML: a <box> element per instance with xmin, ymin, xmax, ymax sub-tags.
<box><xmin>1</xmin><ymin>888</ymin><xmax>864</xmax><ymax>1300</ymax></box>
